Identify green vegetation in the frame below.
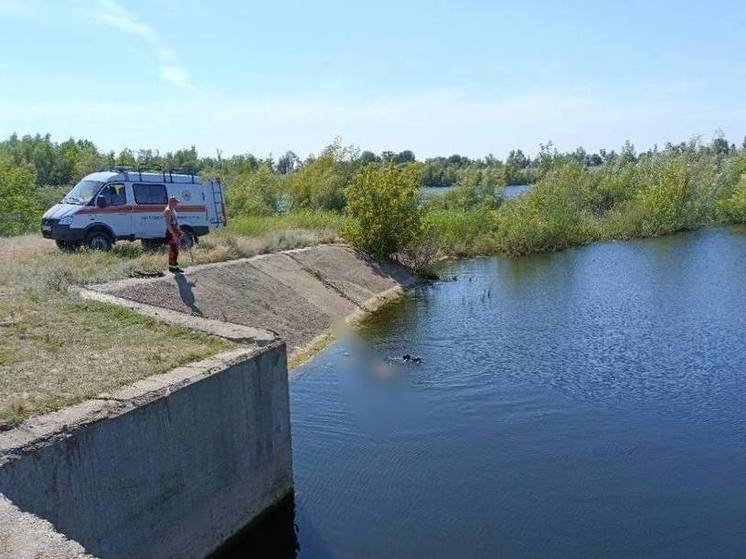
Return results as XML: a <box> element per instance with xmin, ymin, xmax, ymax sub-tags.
<box><xmin>3</xmin><ymin>130</ymin><xmax>746</xmax><ymax>424</ymax></box>
<box><xmin>2</xmin><ymin>131</ymin><xmax>746</xmax><ymax>261</ymax></box>
<box><xmin>342</xmin><ymin>163</ymin><xmax>424</xmax><ymax>258</ymax></box>
<box><xmin>494</xmin><ymin>145</ymin><xmax>741</xmax><ymax>256</ymax></box>
<box><xmin>0</xmin><ymin>235</ymin><xmax>236</xmax><ymax>428</ymax></box>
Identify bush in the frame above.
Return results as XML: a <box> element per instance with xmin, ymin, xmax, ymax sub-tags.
<box><xmin>715</xmin><ymin>175</ymin><xmax>746</xmax><ymax>222</ymax></box>
<box><xmin>0</xmin><ymin>158</ymin><xmax>37</xmax><ymax>236</ymax></box>
<box><xmin>225</xmin><ymin>165</ymin><xmax>282</xmax><ymax>218</ymax></box>
<box><xmin>430</xmin><ymin>166</ymin><xmax>503</xmax><ymax>211</ymax></box>
<box><xmin>494</xmin><ymin>161</ymin><xmax>597</xmax><ymax>256</ymax></box>
<box><xmin>342</xmin><ymin>163</ymin><xmax>424</xmax><ymax>258</ymax></box>
<box><xmin>286</xmin><ymin>141</ymin><xmax>358</xmax><ymax>211</ymax></box>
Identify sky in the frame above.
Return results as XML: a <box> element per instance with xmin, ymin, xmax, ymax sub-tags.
<box><xmin>0</xmin><ymin>0</ymin><xmax>745</xmax><ymax>159</ymax></box>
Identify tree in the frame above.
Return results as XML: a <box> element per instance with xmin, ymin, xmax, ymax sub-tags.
<box><xmin>358</xmin><ymin>151</ymin><xmax>381</xmax><ymax>165</ymax></box>
<box><xmin>342</xmin><ymin>163</ymin><xmax>424</xmax><ymax>257</ymax></box>
<box><xmin>711</xmin><ymin>130</ymin><xmax>730</xmax><ymax>157</ymax></box>
<box><xmin>226</xmin><ymin>165</ymin><xmax>281</xmax><ymax>217</ymax></box>
<box><xmin>505</xmin><ymin>149</ymin><xmax>530</xmax><ymax>184</ymax></box>
<box><xmin>277</xmin><ymin>151</ymin><xmax>300</xmax><ymax>174</ymax></box>
<box><xmin>0</xmin><ymin>157</ymin><xmax>37</xmax><ymax>236</ymax></box>
<box><xmin>285</xmin><ymin>141</ymin><xmax>356</xmax><ymax>210</ymax></box>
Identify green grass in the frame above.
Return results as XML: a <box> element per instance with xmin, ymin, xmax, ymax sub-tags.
<box><xmin>427</xmin><ymin>208</ymin><xmax>498</xmax><ymax>257</ymax></box>
<box><xmin>0</xmin><ymin>211</ymin><xmax>353</xmax><ymax>427</ymax></box>
<box><xmin>227</xmin><ymin>209</ymin><xmax>350</xmax><ymax>236</ymax></box>
<box><xmin>0</xmin><ymin>296</ymin><xmax>233</xmax><ymax>427</ymax></box>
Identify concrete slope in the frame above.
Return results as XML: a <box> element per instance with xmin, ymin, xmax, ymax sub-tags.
<box><xmin>92</xmin><ymin>245</ymin><xmax>416</xmax><ymax>354</ymax></box>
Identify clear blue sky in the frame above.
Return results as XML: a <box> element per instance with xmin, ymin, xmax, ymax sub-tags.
<box><xmin>1</xmin><ymin>0</ymin><xmax>744</xmax><ymax>158</ymax></box>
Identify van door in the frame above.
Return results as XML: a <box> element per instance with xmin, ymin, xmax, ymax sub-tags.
<box><xmin>92</xmin><ymin>182</ymin><xmax>131</xmax><ymax>237</ymax></box>
<box><xmin>133</xmin><ymin>183</ymin><xmax>168</xmax><ymax>239</ymax></box>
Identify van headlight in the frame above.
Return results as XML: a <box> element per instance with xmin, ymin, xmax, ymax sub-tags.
<box><xmin>58</xmin><ymin>216</ymin><xmax>73</xmax><ymax>225</ymax></box>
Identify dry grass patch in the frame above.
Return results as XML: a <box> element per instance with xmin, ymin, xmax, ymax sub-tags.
<box><xmin>0</xmin><ymin>296</ymin><xmax>233</xmax><ymax>427</ymax></box>
<box><xmin>0</xmin><ymin>225</ymin><xmax>341</xmax><ymax>427</ymax></box>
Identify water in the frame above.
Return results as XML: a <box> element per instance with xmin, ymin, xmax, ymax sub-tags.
<box><xmin>421</xmin><ymin>183</ymin><xmax>530</xmax><ymax>199</ymax></box>
<box><xmin>226</xmin><ymin>228</ymin><xmax>746</xmax><ymax>558</ymax></box>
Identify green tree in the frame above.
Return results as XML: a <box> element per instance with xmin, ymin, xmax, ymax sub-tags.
<box><xmin>0</xmin><ymin>157</ymin><xmax>37</xmax><ymax>236</ymax></box>
<box><xmin>286</xmin><ymin>141</ymin><xmax>357</xmax><ymax>210</ymax></box>
<box><xmin>342</xmin><ymin>163</ymin><xmax>424</xmax><ymax>257</ymax></box>
<box><xmin>226</xmin><ymin>165</ymin><xmax>281</xmax><ymax>217</ymax></box>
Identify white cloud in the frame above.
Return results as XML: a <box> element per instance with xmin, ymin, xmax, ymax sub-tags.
<box><xmin>82</xmin><ymin>0</ymin><xmax>193</xmax><ymax>90</ymax></box>
<box><xmin>84</xmin><ymin>0</ymin><xmax>153</xmax><ymax>39</ymax></box>
<box><xmin>160</xmin><ymin>65</ymin><xmax>193</xmax><ymax>90</ymax></box>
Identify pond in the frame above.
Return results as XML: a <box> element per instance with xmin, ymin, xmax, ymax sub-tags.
<box><xmin>224</xmin><ymin>227</ymin><xmax>746</xmax><ymax>558</ymax></box>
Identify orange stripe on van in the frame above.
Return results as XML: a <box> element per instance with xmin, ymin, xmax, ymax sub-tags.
<box><xmin>77</xmin><ymin>205</ymin><xmax>206</xmax><ymax>215</ymax></box>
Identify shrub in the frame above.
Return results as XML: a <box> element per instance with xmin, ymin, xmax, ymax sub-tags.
<box><xmin>0</xmin><ymin>158</ymin><xmax>37</xmax><ymax>236</ymax></box>
<box><xmin>715</xmin><ymin>175</ymin><xmax>746</xmax><ymax>223</ymax></box>
<box><xmin>494</xmin><ymin>161</ymin><xmax>596</xmax><ymax>256</ymax></box>
<box><xmin>225</xmin><ymin>165</ymin><xmax>282</xmax><ymax>218</ymax></box>
<box><xmin>286</xmin><ymin>141</ymin><xmax>358</xmax><ymax>211</ymax></box>
<box><xmin>342</xmin><ymin>163</ymin><xmax>424</xmax><ymax>258</ymax></box>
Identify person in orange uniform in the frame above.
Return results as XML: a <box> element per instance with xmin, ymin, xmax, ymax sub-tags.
<box><xmin>163</xmin><ymin>196</ymin><xmax>183</xmax><ymax>273</ymax></box>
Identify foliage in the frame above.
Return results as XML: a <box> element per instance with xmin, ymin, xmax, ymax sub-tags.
<box><xmin>285</xmin><ymin>141</ymin><xmax>358</xmax><ymax>211</ymax></box>
<box><xmin>493</xmin><ymin>149</ymin><xmax>725</xmax><ymax>256</ymax></box>
<box><xmin>342</xmin><ymin>163</ymin><xmax>424</xmax><ymax>258</ymax></box>
<box><xmin>225</xmin><ymin>165</ymin><xmax>282</xmax><ymax>217</ymax></box>
<box><xmin>0</xmin><ymin>156</ymin><xmax>38</xmax><ymax>236</ymax></box>
<box><xmin>4</xmin><ymin>131</ymin><xmax>746</xmax><ymax>260</ymax></box>
<box><xmin>494</xmin><ymin>162</ymin><xmax>596</xmax><ymax>256</ymax></box>
<box><xmin>430</xmin><ymin>166</ymin><xmax>504</xmax><ymax>211</ymax></box>
<box><xmin>427</xmin><ymin>207</ymin><xmax>497</xmax><ymax>256</ymax></box>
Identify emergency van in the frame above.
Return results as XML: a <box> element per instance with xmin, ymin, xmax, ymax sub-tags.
<box><xmin>41</xmin><ymin>169</ymin><xmax>226</xmax><ymax>251</ymax></box>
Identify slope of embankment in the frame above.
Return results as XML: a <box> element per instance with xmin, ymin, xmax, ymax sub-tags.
<box><xmin>89</xmin><ymin>243</ymin><xmax>417</xmax><ymax>356</ymax></box>
<box><xmin>0</xmin><ymin>244</ymin><xmax>416</xmax><ymax>559</ymax></box>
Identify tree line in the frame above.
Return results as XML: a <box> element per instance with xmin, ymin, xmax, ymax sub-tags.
<box><xmin>2</xmin><ymin>132</ymin><xmax>746</xmax><ymax>269</ymax></box>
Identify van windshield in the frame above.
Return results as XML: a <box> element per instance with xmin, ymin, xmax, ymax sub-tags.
<box><xmin>63</xmin><ymin>180</ymin><xmax>103</xmax><ymax>205</ymax></box>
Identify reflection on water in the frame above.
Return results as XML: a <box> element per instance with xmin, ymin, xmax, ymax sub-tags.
<box><xmin>229</xmin><ymin>228</ymin><xmax>746</xmax><ymax>558</ymax></box>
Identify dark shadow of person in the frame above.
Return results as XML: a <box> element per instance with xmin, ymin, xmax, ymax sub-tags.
<box><xmin>173</xmin><ymin>273</ymin><xmax>203</xmax><ymax>317</ymax></box>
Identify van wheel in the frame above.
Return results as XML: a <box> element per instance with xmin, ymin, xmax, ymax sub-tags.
<box><xmin>85</xmin><ymin>231</ymin><xmax>113</xmax><ymax>251</ymax></box>
<box><xmin>180</xmin><ymin>229</ymin><xmax>196</xmax><ymax>250</ymax></box>
<box><xmin>55</xmin><ymin>240</ymin><xmax>81</xmax><ymax>251</ymax></box>
<box><xmin>142</xmin><ymin>238</ymin><xmax>164</xmax><ymax>251</ymax></box>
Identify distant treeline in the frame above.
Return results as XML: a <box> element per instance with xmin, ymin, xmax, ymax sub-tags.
<box><xmin>7</xmin><ymin>132</ymin><xmax>743</xmax><ymax>191</ymax></box>
<box><xmin>2</xmin><ymin>132</ymin><xmax>746</xmax><ymax>259</ymax></box>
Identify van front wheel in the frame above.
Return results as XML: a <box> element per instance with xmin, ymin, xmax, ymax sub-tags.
<box><xmin>85</xmin><ymin>231</ymin><xmax>113</xmax><ymax>251</ymax></box>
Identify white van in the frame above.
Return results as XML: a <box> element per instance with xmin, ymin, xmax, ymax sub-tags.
<box><xmin>41</xmin><ymin>169</ymin><xmax>226</xmax><ymax>251</ymax></box>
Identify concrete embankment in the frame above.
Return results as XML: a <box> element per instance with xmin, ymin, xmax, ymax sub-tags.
<box><xmin>0</xmin><ymin>244</ymin><xmax>415</xmax><ymax>558</ymax></box>
<box><xmin>89</xmin><ymin>244</ymin><xmax>417</xmax><ymax>355</ymax></box>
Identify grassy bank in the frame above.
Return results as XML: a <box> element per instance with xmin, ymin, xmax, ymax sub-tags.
<box><xmin>0</xmin><ymin>223</ymin><xmax>342</xmax><ymax>428</ymax></box>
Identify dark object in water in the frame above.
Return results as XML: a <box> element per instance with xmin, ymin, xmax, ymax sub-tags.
<box><xmin>402</xmin><ymin>354</ymin><xmax>424</xmax><ymax>364</ymax></box>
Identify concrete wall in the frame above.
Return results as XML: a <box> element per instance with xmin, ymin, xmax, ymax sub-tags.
<box><xmin>0</xmin><ymin>344</ymin><xmax>292</xmax><ymax>559</ymax></box>
<box><xmin>92</xmin><ymin>244</ymin><xmax>417</xmax><ymax>354</ymax></box>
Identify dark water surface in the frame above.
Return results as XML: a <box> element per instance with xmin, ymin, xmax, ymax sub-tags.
<box><xmin>232</xmin><ymin>228</ymin><xmax>746</xmax><ymax>558</ymax></box>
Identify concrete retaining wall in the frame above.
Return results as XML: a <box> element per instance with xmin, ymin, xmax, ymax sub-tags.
<box><xmin>0</xmin><ymin>244</ymin><xmax>415</xmax><ymax>557</ymax></box>
<box><xmin>91</xmin><ymin>244</ymin><xmax>417</xmax><ymax>354</ymax></box>
<box><xmin>0</xmin><ymin>344</ymin><xmax>292</xmax><ymax>559</ymax></box>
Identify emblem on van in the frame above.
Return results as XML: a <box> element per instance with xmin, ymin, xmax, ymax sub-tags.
<box><xmin>182</xmin><ymin>190</ymin><xmax>192</xmax><ymax>201</ymax></box>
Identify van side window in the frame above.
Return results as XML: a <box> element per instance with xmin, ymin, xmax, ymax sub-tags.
<box><xmin>100</xmin><ymin>183</ymin><xmax>127</xmax><ymax>206</ymax></box>
<box><xmin>133</xmin><ymin>184</ymin><xmax>168</xmax><ymax>205</ymax></box>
